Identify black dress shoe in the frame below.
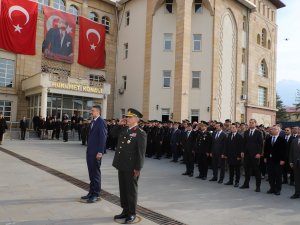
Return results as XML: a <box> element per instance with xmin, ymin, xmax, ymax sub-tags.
<box><xmin>267</xmin><ymin>189</ymin><xmax>275</xmax><ymax>194</ymax></box>
<box><xmin>224</xmin><ymin>181</ymin><xmax>233</xmax><ymax>185</ymax></box>
<box><xmin>114</xmin><ymin>212</ymin><xmax>128</xmax><ymax>220</ymax></box>
<box><xmin>182</xmin><ymin>172</ymin><xmax>189</xmax><ymax>175</ymax></box>
<box><xmin>124</xmin><ymin>215</ymin><xmax>136</xmax><ymax>224</ymax></box>
<box><xmin>209</xmin><ymin>177</ymin><xmax>217</xmax><ymax>181</ymax></box>
<box><xmin>196</xmin><ymin>175</ymin><xmax>203</xmax><ymax>179</ymax></box>
<box><xmin>189</xmin><ymin>173</ymin><xmax>194</xmax><ymax>177</ymax></box>
<box><xmin>290</xmin><ymin>194</ymin><xmax>300</xmax><ymax>199</ymax></box>
<box><xmin>201</xmin><ymin>177</ymin><xmax>207</xmax><ymax>180</ymax></box>
<box><xmin>86</xmin><ymin>195</ymin><xmax>99</xmax><ymax>203</ymax></box>
<box><xmin>234</xmin><ymin>183</ymin><xmax>239</xmax><ymax>188</ymax></box>
<box><xmin>274</xmin><ymin>191</ymin><xmax>280</xmax><ymax>196</ymax></box>
<box><xmin>81</xmin><ymin>193</ymin><xmax>91</xmax><ymax>200</ymax></box>
<box><xmin>255</xmin><ymin>187</ymin><xmax>260</xmax><ymax>192</ymax></box>
<box><xmin>218</xmin><ymin>180</ymin><xmax>223</xmax><ymax>184</ymax></box>
<box><xmin>239</xmin><ymin>184</ymin><xmax>249</xmax><ymax>189</ymax></box>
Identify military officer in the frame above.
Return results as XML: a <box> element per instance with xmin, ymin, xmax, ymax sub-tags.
<box><xmin>112</xmin><ymin>108</ymin><xmax>147</xmax><ymax>224</ymax></box>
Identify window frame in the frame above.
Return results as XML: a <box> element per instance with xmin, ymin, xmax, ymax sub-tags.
<box><xmin>258</xmin><ymin>86</ymin><xmax>267</xmax><ymax>107</ymax></box>
<box><xmin>191</xmin><ymin>71</ymin><xmax>201</xmax><ymax>89</ymax></box>
<box><xmin>0</xmin><ymin>100</ymin><xmax>12</xmax><ymax>121</ymax></box>
<box><xmin>122</xmin><ymin>76</ymin><xmax>127</xmax><ymax>90</ymax></box>
<box><xmin>69</xmin><ymin>5</ymin><xmax>79</xmax><ymax>23</ymax></box>
<box><xmin>0</xmin><ymin>58</ymin><xmax>15</xmax><ymax>88</ymax></box>
<box><xmin>53</xmin><ymin>0</ymin><xmax>66</xmax><ymax>11</ymax></box>
<box><xmin>89</xmin><ymin>12</ymin><xmax>99</xmax><ymax>22</ymax></box>
<box><xmin>164</xmin><ymin>33</ymin><xmax>173</xmax><ymax>51</ymax></box>
<box><xmin>165</xmin><ymin>0</ymin><xmax>173</xmax><ymax>14</ymax></box>
<box><xmin>124</xmin><ymin>43</ymin><xmax>129</xmax><ymax>59</ymax></box>
<box><xmin>37</xmin><ymin>0</ymin><xmax>49</xmax><ymax>13</ymax></box>
<box><xmin>193</xmin><ymin>34</ymin><xmax>202</xmax><ymax>51</ymax></box>
<box><xmin>125</xmin><ymin>11</ymin><xmax>130</xmax><ymax>26</ymax></box>
<box><xmin>194</xmin><ymin>0</ymin><xmax>203</xmax><ymax>14</ymax></box>
<box><xmin>101</xmin><ymin>16</ymin><xmax>110</xmax><ymax>34</ymax></box>
<box><xmin>258</xmin><ymin>60</ymin><xmax>267</xmax><ymax>77</ymax></box>
<box><xmin>163</xmin><ymin>70</ymin><xmax>171</xmax><ymax>88</ymax></box>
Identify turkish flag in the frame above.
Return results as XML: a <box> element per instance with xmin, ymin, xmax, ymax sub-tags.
<box><xmin>78</xmin><ymin>17</ymin><xmax>106</xmax><ymax>68</ymax></box>
<box><xmin>0</xmin><ymin>0</ymin><xmax>38</xmax><ymax>55</ymax></box>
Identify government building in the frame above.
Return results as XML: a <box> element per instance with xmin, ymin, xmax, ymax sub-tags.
<box><xmin>0</xmin><ymin>0</ymin><xmax>285</xmax><ymax>126</ymax></box>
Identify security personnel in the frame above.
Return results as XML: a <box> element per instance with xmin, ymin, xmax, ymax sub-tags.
<box><xmin>112</xmin><ymin>108</ymin><xmax>147</xmax><ymax>224</ymax></box>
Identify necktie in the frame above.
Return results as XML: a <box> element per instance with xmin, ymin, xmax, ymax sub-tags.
<box><xmin>271</xmin><ymin>136</ymin><xmax>275</xmax><ymax>145</ymax></box>
<box><xmin>91</xmin><ymin>119</ymin><xmax>95</xmax><ymax>129</ymax></box>
<box><xmin>216</xmin><ymin>132</ymin><xmax>219</xmax><ymax>139</ymax></box>
<box><xmin>250</xmin><ymin>130</ymin><xmax>253</xmax><ymax>136</ymax></box>
<box><xmin>286</xmin><ymin>136</ymin><xmax>289</xmax><ymax>142</ymax></box>
<box><xmin>231</xmin><ymin>133</ymin><xmax>235</xmax><ymax>140</ymax></box>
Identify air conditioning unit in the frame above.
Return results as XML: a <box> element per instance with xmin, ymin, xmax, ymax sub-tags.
<box><xmin>118</xmin><ymin>88</ymin><xmax>125</xmax><ymax>95</ymax></box>
<box><xmin>241</xmin><ymin>94</ymin><xmax>247</xmax><ymax>100</ymax></box>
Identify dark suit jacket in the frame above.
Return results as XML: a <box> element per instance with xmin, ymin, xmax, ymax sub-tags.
<box><xmin>170</xmin><ymin>129</ymin><xmax>181</xmax><ymax>146</ymax></box>
<box><xmin>20</xmin><ymin>120</ymin><xmax>28</xmax><ymax>129</ymax></box>
<box><xmin>243</xmin><ymin>129</ymin><xmax>263</xmax><ymax>157</ymax></box>
<box><xmin>289</xmin><ymin>138</ymin><xmax>300</xmax><ymax>168</ymax></box>
<box><xmin>225</xmin><ymin>132</ymin><xmax>243</xmax><ymax>165</ymax></box>
<box><xmin>181</xmin><ymin>130</ymin><xmax>196</xmax><ymax>153</ymax></box>
<box><xmin>210</xmin><ymin>131</ymin><xmax>226</xmax><ymax>155</ymax></box>
<box><xmin>42</xmin><ymin>28</ymin><xmax>73</xmax><ymax>56</ymax></box>
<box><xmin>285</xmin><ymin>135</ymin><xmax>295</xmax><ymax>161</ymax></box>
<box><xmin>264</xmin><ymin>136</ymin><xmax>286</xmax><ymax>163</ymax></box>
<box><xmin>112</xmin><ymin>125</ymin><xmax>147</xmax><ymax>171</ymax></box>
<box><xmin>87</xmin><ymin>117</ymin><xmax>107</xmax><ymax>157</ymax></box>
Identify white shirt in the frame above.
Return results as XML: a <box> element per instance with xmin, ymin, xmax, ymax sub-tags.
<box><xmin>249</xmin><ymin>129</ymin><xmax>255</xmax><ymax>136</ymax></box>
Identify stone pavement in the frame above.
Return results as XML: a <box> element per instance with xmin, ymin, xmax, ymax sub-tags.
<box><xmin>1</xmin><ymin>140</ymin><xmax>300</xmax><ymax>225</ymax></box>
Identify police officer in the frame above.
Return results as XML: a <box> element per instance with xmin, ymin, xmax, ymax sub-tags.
<box><xmin>112</xmin><ymin>108</ymin><xmax>147</xmax><ymax>224</ymax></box>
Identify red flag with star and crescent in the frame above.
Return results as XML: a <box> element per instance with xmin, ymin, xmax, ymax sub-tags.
<box><xmin>78</xmin><ymin>16</ymin><xmax>106</xmax><ymax>68</ymax></box>
<box><xmin>0</xmin><ymin>0</ymin><xmax>38</xmax><ymax>55</ymax></box>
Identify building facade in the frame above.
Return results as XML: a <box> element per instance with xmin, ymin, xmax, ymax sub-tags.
<box><xmin>0</xmin><ymin>0</ymin><xmax>117</xmax><ymax>122</ymax></box>
<box><xmin>114</xmin><ymin>0</ymin><xmax>285</xmax><ymax>126</ymax></box>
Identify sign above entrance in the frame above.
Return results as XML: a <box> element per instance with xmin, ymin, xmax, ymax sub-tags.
<box><xmin>51</xmin><ymin>82</ymin><xmax>103</xmax><ymax>94</ymax></box>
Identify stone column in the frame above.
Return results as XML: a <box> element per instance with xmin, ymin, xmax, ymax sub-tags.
<box><xmin>41</xmin><ymin>88</ymin><xmax>48</xmax><ymax>119</ymax></box>
<box><xmin>101</xmin><ymin>96</ymin><xmax>108</xmax><ymax>119</ymax></box>
<box><xmin>82</xmin><ymin>0</ymin><xmax>89</xmax><ymax>17</ymax></box>
<box><xmin>173</xmin><ymin>0</ymin><xmax>193</xmax><ymax>121</ymax></box>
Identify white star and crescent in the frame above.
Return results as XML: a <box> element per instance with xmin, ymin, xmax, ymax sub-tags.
<box><xmin>8</xmin><ymin>5</ymin><xmax>30</xmax><ymax>33</ymax></box>
<box><xmin>86</xmin><ymin>29</ymin><xmax>101</xmax><ymax>51</ymax></box>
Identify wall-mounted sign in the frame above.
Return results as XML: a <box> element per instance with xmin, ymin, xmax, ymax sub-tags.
<box><xmin>51</xmin><ymin>82</ymin><xmax>103</xmax><ymax>94</ymax></box>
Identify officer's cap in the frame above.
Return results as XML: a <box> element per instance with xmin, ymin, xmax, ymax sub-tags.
<box><xmin>126</xmin><ymin>108</ymin><xmax>143</xmax><ymax>118</ymax></box>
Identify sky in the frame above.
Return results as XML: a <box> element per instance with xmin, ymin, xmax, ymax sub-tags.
<box><xmin>276</xmin><ymin>0</ymin><xmax>300</xmax><ymax>82</ymax></box>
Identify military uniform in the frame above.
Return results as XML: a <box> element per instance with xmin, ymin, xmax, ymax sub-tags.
<box><xmin>112</xmin><ymin>109</ymin><xmax>147</xmax><ymax>222</ymax></box>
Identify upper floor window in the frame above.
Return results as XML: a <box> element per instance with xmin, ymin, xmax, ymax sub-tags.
<box><xmin>262</xmin><ymin>28</ymin><xmax>267</xmax><ymax>47</ymax></box>
<box><xmin>268</xmin><ymin>40</ymin><xmax>271</xmax><ymax>50</ymax></box>
<box><xmin>0</xmin><ymin>101</ymin><xmax>12</xmax><ymax>121</ymax></box>
<box><xmin>257</xmin><ymin>34</ymin><xmax>261</xmax><ymax>45</ymax></box>
<box><xmin>163</xmin><ymin>70</ymin><xmax>171</xmax><ymax>88</ymax></box>
<box><xmin>102</xmin><ymin>16</ymin><xmax>110</xmax><ymax>34</ymax></box>
<box><xmin>122</xmin><ymin>76</ymin><xmax>127</xmax><ymax>90</ymax></box>
<box><xmin>89</xmin><ymin>12</ymin><xmax>98</xmax><ymax>22</ymax></box>
<box><xmin>242</xmin><ymin>48</ymin><xmax>246</xmax><ymax>64</ymax></box>
<box><xmin>242</xmin><ymin>16</ymin><xmax>247</xmax><ymax>31</ymax></box>
<box><xmin>125</xmin><ymin>11</ymin><xmax>130</xmax><ymax>26</ymax></box>
<box><xmin>165</xmin><ymin>0</ymin><xmax>173</xmax><ymax>14</ymax></box>
<box><xmin>195</xmin><ymin>0</ymin><xmax>203</xmax><ymax>14</ymax></box>
<box><xmin>258</xmin><ymin>86</ymin><xmax>267</xmax><ymax>107</ymax></box>
<box><xmin>0</xmin><ymin>58</ymin><xmax>15</xmax><ymax>88</ymax></box>
<box><xmin>164</xmin><ymin>33</ymin><xmax>173</xmax><ymax>51</ymax></box>
<box><xmin>37</xmin><ymin>0</ymin><xmax>49</xmax><ymax>13</ymax></box>
<box><xmin>69</xmin><ymin>5</ymin><xmax>79</xmax><ymax>23</ymax></box>
<box><xmin>124</xmin><ymin>43</ymin><xmax>129</xmax><ymax>59</ymax></box>
<box><xmin>258</xmin><ymin>59</ymin><xmax>268</xmax><ymax>77</ymax></box>
<box><xmin>193</xmin><ymin>34</ymin><xmax>202</xmax><ymax>51</ymax></box>
<box><xmin>53</xmin><ymin>0</ymin><xmax>66</xmax><ymax>11</ymax></box>
<box><xmin>192</xmin><ymin>71</ymin><xmax>201</xmax><ymax>88</ymax></box>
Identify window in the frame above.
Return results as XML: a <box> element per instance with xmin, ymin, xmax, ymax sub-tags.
<box><xmin>193</xmin><ymin>34</ymin><xmax>202</xmax><ymax>51</ymax></box>
<box><xmin>37</xmin><ymin>0</ymin><xmax>49</xmax><ymax>13</ymax></box>
<box><xmin>102</xmin><ymin>16</ymin><xmax>110</xmax><ymax>34</ymax></box>
<box><xmin>242</xmin><ymin>16</ymin><xmax>246</xmax><ymax>31</ymax></box>
<box><xmin>125</xmin><ymin>11</ymin><xmax>130</xmax><ymax>26</ymax></box>
<box><xmin>53</xmin><ymin>0</ymin><xmax>66</xmax><ymax>11</ymax></box>
<box><xmin>164</xmin><ymin>33</ymin><xmax>173</xmax><ymax>51</ymax></box>
<box><xmin>89</xmin><ymin>74</ymin><xmax>105</xmax><ymax>86</ymax></box>
<box><xmin>0</xmin><ymin>101</ymin><xmax>12</xmax><ymax>121</ymax></box>
<box><xmin>258</xmin><ymin>60</ymin><xmax>267</xmax><ymax>77</ymax></box>
<box><xmin>192</xmin><ymin>71</ymin><xmax>201</xmax><ymax>88</ymax></box>
<box><xmin>262</xmin><ymin>29</ymin><xmax>267</xmax><ymax>47</ymax></box>
<box><xmin>124</xmin><ymin>43</ymin><xmax>128</xmax><ymax>59</ymax></box>
<box><xmin>242</xmin><ymin>48</ymin><xmax>246</xmax><ymax>64</ymax></box>
<box><xmin>257</xmin><ymin>34</ymin><xmax>261</xmax><ymax>45</ymax></box>
<box><xmin>195</xmin><ymin>0</ymin><xmax>203</xmax><ymax>14</ymax></box>
<box><xmin>0</xmin><ymin>58</ymin><xmax>15</xmax><ymax>88</ymax></box>
<box><xmin>258</xmin><ymin>86</ymin><xmax>267</xmax><ymax>107</ymax></box>
<box><xmin>272</xmin><ymin>11</ymin><xmax>275</xmax><ymax>22</ymax></box>
<box><xmin>191</xmin><ymin>109</ymin><xmax>199</xmax><ymax>122</ymax></box>
<box><xmin>165</xmin><ymin>0</ymin><xmax>173</xmax><ymax>14</ymax></box>
<box><xmin>89</xmin><ymin>12</ymin><xmax>98</xmax><ymax>22</ymax></box>
<box><xmin>268</xmin><ymin>40</ymin><xmax>271</xmax><ymax>49</ymax></box>
<box><xmin>163</xmin><ymin>71</ymin><xmax>171</xmax><ymax>88</ymax></box>
<box><xmin>122</xmin><ymin>76</ymin><xmax>127</xmax><ymax>90</ymax></box>
<box><xmin>69</xmin><ymin>5</ymin><xmax>79</xmax><ymax>23</ymax></box>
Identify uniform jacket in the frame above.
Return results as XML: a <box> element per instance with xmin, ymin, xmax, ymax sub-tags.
<box><xmin>264</xmin><ymin>136</ymin><xmax>286</xmax><ymax>163</ymax></box>
<box><xmin>194</xmin><ymin>131</ymin><xmax>212</xmax><ymax>154</ymax></box>
<box><xmin>225</xmin><ymin>132</ymin><xmax>243</xmax><ymax>165</ymax></box>
<box><xmin>243</xmin><ymin>129</ymin><xmax>263</xmax><ymax>157</ymax></box>
<box><xmin>87</xmin><ymin>117</ymin><xmax>107</xmax><ymax>157</ymax></box>
<box><xmin>112</xmin><ymin>125</ymin><xmax>147</xmax><ymax>172</ymax></box>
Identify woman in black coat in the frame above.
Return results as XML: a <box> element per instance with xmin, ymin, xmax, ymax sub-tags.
<box><xmin>0</xmin><ymin>112</ymin><xmax>8</xmax><ymax>145</ymax></box>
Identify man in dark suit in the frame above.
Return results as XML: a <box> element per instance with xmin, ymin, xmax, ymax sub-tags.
<box><xmin>289</xmin><ymin>135</ymin><xmax>300</xmax><ymax>199</ymax></box>
<box><xmin>209</xmin><ymin>122</ymin><xmax>227</xmax><ymax>183</ymax></box>
<box><xmin>283</xmin><ymin>127</ymin><xmax>295</xmax><ymax>185</ymax></box>
<box><xmin>112</xmin><ymin>108</ymin><xmax>147</xmax><ymax>224</ymax></box>
<box><xmin>264</xmin><ymin>126</ymin><xmax>286</xmax><ymax>195</ymax></box>
<box><xmin>195</xmin><ymin>122</ymin><xmax>212</xmax><ymax>180</ymax></box>
<box><xmin>170</xmin><ymin>123</ymin><xmax>181</xmax><ymax>162</ymax></box>
<box><xmin>181</xmin><ymin>123</ymin><xmax>196</xmax><ymax>177</ymax></box>
<box><xmin>224</xmin><ymin>123</ymin><xmax>243</xmax><ymax>187</ymax></box>
<box><xmin>42</xmin><ymin>19</ymin><xmax>73</xmax><ymax>57</ymax></box>
<box><xmin>81</xmin><ymin>105</ymin><xmax>107</xmax><ymax>203</ymax></box>
<box><xmin>240</xmin><ymin>119</ymin><xmax>263</xmax><ymax>192</ymax></box>
<box><xmin>20</xmin><ymin>117</ymin><xmax>28</xmax><ymax>140</ymax></box>
<box><xmin>154</xmin><ymin>122</ymin><xmax>164</xmax><ymax>159</ymax></box>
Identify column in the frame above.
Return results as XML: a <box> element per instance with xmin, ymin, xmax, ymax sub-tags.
<box><xmin>173</xmin><ymin>0</ymin><xmax>193</xmax><ymax>121</ymax></box>
<box><xmin>101</xmin><ymin>96</ymin><xmax>107</xmax><ymax>119</ymax></box>
<box><xmin>41</xmin><ymin>88</ymin><xmax>48</xmax><ymax>119</ymax></box>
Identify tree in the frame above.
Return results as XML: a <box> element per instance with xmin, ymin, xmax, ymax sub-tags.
<box><xmin>293</xmin><ymin>89</ymin><xmax>300</xmax><ymax>119</ymax></box>
<box><xmin>276</xmin><ymin>94</ymin><xmax>288</xmax><ymax>122</ymax></box>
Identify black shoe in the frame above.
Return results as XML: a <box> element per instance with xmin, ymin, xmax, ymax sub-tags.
<box><xmin>239</xmin><ymin>184</ymin><xmax>249</xmax><ymax>189</ymax></box>
<box><xmin>81</xmin><ymin>193</ymin><xmax>91</xmax><ymax>200</ymax></box>
<box><xmin>274</xmin><ymin>191</ymin><xmax>280</xmax><ymax>196</ymax></box>
<box><xmin>290</xmin><ymin>194</ymin><xmax>300</xmax><ymax>199</ymax></box>
<box><xmin>201</xmin><ymin>177</ymin><xmax>207</xmax><ymax>180</ymax></box>
<box><xmin>290</xmin><ymin>182</ymin><xmax>295</xmax><ymax>186</ymax></box>
<box><xmin>209</xmin><ymin>177</ymin><xmax>217</xmax><ymax>181</ymax></box>
<box><xmin>170</xmin><ymin>160</ymin><xmax>178</xmax><ymax>163</ymax></box>
<box><xmin>282</xmin><ymin>180</ymin><xmax>288</xmax><ymax>184</ymax></box>
<box><xmin>267</xmin><ymin>189</ymin><xmax>275</xmax><ymax>194</ymax></box>
<box><xmin>196</xmin><ymin>175</ymin><xmax>203</xmax><ymax>179</ymax></box>
<box><xmin>218</xmin><ymin>179</ymin><xmax>223</xmax><ymax>184</ymax></box>
<box><xmin>224</xmin><ymin>181</ymin><xmax>233</xmax><ymax>185</ymax></box>
<box><xmin>114</xmin><ymin>212</ymin><xmax>128</xmax><ymax>220</ymax></box>
<box><xmin>255</xmin><ymin>187</ymin><xmax>260</xmax><ymax>192</ymax></box>
<box><xmin>234</xmin><ymin>183</ymin><xmax>239</xmax><ymax>188</ymax></box>
<box><xmin>189</xmin><ymin>173</ymin><xmax>194</xmax><ymax>177</ymax></box>
<box><xmin>124</xmin><ymin>215</ymin><xmax>136</xmax><ymax>224</ymax></box>
<box><xmin>86</xmin><ymin>195</ymin><xmax>99</xmax><ymax>203</ymax></box>
<box><xmin>182</xmin><ymin>172</ymin><xmax>189</xmax><ymax>175</ymax></box>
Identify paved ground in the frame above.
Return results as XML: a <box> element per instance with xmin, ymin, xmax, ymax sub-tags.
<box><xmin>1</xmin><ymin>140</ymin><xmax>300</xmax><ymax>225</ymax></box>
